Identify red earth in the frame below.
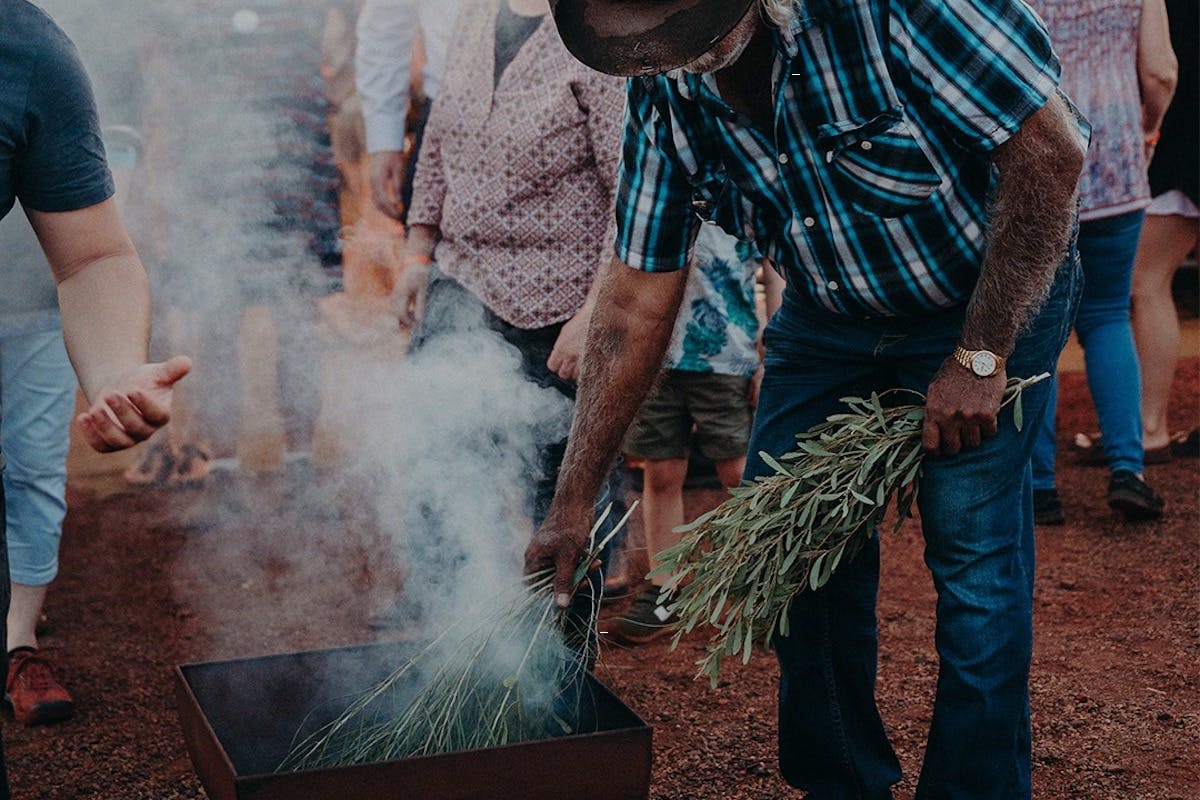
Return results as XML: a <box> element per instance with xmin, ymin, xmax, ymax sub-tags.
<box><xmin>3</xmin><ymin>362</ymin><xmax>1197</xmax><ymax>800</ymax></box>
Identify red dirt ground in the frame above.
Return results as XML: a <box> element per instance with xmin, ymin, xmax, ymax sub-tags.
<box><xmin>3</xmin><ymin>362</ymin><xmax>1197</xmax><ymax>800</ymax></box>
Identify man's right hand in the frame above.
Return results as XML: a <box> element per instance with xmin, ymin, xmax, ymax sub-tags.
<box><xmin>77</xmin><ymin>356</ymin><xmax>192</xmax><ymax>453</ymax></box>
<box><xmin>525</xmin><ymin>506</ymin><xmax>593</xmax><ymax>608</ymax></box>
<box><xmin>393</xmin><ymin>261</ymin><xmax>431</xmax><ymax>328</ymax></box>
<box><xmin>369</xmin><ymin>150</ymin><xmax>407</xmax><ymax>219</ymax></box>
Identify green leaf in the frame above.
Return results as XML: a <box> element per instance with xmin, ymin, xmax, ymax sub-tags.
<box><xmin>808</xmin><ymin>554</ymin><xmax>827</xmax><ymax>591</ymax></box>
<box><xmin>759</xmin><ymin>451</ymin><xmax>790</xmax><ymax>476</ymax></box>
<box><xmin>1013</xmin><ymin>393</ymin><xmax>1024</xmax><ymax>431</ymax></box>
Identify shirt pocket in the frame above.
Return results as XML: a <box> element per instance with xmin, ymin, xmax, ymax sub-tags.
<box><xmin>816</xmin><ymin>110</ymin><xmax>944</xmax><ymax>219</ymax></box>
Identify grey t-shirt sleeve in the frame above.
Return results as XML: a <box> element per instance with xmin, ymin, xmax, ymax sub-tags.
<box><xmin>14</xmin><ymin>21</ymin><xmax>114</xmax><ymax>213</ymax></box>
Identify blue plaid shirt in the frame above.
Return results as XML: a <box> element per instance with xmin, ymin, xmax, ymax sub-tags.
<box><xmin>614</xmin><ymin>0</ymin><xmax>1071</xmax><ymax>317</ymax></box>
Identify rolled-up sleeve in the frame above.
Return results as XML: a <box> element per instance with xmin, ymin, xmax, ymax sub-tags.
<box><xmin>613</xmin><ymin>79</ymin><xmax>699</xmax><ymax>273</ymax></box>
<box><xmin>893</xmin><ymin>0</ymin><xmax>1061</xmax><ymax>153</ymax></box>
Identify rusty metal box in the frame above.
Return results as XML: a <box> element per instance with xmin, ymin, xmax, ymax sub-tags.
<box><xmin>173</xmin><ymin>641</ymin><xmax>652</xmax><ymax>800</ymax></box>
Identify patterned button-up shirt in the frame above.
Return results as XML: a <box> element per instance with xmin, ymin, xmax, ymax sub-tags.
<box><xmin>408</xmin><ymin>0</ymin><xmax>626</xmax><ymax>329</ymax></box>
<box><xmin>614</xmin><ymin>0</ymin><xmax>1073</xmax><ymax>318</ymax></box>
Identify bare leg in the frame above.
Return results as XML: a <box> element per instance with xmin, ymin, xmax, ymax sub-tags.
<box><xmin>714</xmin><ymin>456</ymin><xmax>747</xmax><ymax>491</ymax></box>
<box><xmin>1132</xmin><ymin>215</ymin><xmax>1199</xmax><ymax>450</ymax></box>
<box><xmin>639</xmin><ymin>458</ymin><xmax>688</xmax><ymax>587</ymax></box>
<box><xmin>641</xmin><ymin>455</ymin><xmax>746</xmax><ymax>586</ymax></box>
<box><xmin>6</xmin><ymin>583</ymin><xmax>49</xmax><ymax>652</ymax></box>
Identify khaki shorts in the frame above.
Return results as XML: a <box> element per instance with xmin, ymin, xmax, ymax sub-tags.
<box><xmin>624</xmin><ymin>370</ymin><xmax>753</xmax><ymax>461</ymax></box>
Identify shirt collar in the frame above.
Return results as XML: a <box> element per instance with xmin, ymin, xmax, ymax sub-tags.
<box><xmin>778</xmin><ymin>1</ymin><xmax>825</xmax><ymax>55</ymax></box>
<box><xmin>664</xmin><ymin>1</ymin><xmax>822</xmax><ymax>95</ymax></box>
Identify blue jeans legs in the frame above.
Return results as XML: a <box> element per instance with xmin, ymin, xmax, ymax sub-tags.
<box><xmin>1032</xmin><ymin>211</ymin><xmax>1146</xmax><ymax>487</ymax></box>
<box><xmin>751</xmin><ymin>259</ymin><xmax>1078</xmax><ymax>799</ymax></box>
<box><xmin>1</xmin><ymin>330</ymin><xmax>75</xmax><ymax>586</ymax></box>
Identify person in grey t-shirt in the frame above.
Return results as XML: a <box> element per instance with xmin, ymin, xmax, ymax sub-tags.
<box><xmin>1</xmin><ymin>2</ymin><xmax>190</xmax><ymax>791</ymax></box>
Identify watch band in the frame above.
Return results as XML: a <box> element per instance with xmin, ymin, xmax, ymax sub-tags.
<box><xmin>952</xmin><ymin>346</ymin><xmax>1006</xmax><ymax>377</ymax></box>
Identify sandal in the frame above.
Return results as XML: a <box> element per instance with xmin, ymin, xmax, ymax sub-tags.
<box><xmin>1071</xmin><ymin>432</ymin><xmax>1172</xmax><ymax>466</ymax></box>
<box><xmin>170</xmin><ymin>442</ymin><xmax>211</xmax><ymax>489</ymax></box>
<box><xmin>1169</xmin><ymin>428</ymin><xmax>1199</xmax><ymax>458</ymax></box>
<box><xmin>122</xmin><ymin>441</ymin><xmax>175</xmax><ymax>486</ymax></box>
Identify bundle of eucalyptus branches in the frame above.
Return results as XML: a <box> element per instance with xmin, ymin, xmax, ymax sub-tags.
<box><xmin>652</xmin><ymin>374</ymin><xmax>1048</xmax><ymax>685</ymax></box>
<box><xmin>280</xmin><ymin>506</ymin><xmax>632</xmax><ymax>771</ymax></box>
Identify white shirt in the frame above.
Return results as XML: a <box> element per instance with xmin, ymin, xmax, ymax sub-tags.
<box><xmin>355</xmin><ymin>0</ymin><xmax>461</xmax><ymax>153</ymax></box>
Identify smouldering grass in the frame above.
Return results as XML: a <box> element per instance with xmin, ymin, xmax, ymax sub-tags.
<box><xmin>279</xmin><ymin>504</ymin><xmax>633</xmax><ymax>771</ymax></box>
<box><xmin>651</xmin><ymin>374</ymin><xmax>1048</xmax><ymax>686</ymax></box>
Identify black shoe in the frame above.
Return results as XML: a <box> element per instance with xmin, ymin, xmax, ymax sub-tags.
<box><xmin>1106</xmin><ymin>470</ymin><xmax>1165</xmax><ymax>522</ymax></box>
<box><xmin>1033</xmin><ymin>488</ymin><xmax>1065</xmax><ymax>526</ymax></box>
<box><xmin>606</xmin><ymin>587</ymin><xmax>677</xmax><ymax>646</ymax></box>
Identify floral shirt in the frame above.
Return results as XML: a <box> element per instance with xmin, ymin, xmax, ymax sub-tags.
<box><xmin>665</xmin><ymin>225</ymin><xmax>761</xmax><ymax>378</ymax></box>
<box><xmin>407</xmin><ymin>0</ymin><xmax>626</xmax><ymax>329</ymax></box>
<box><xmin>1032</xmin><ymin>0</ymin><xmax>1151</xmax><ymax>219</ymax></box>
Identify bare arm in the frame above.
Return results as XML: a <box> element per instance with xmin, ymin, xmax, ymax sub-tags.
<box><xmin>394</xmin><ymin>222</ymin><xmax>441</xmax><ymax>328</ymax></box>
<box><xmin>546</xmin><ymin>260</ymin><xmax>605</xmax><ymax>382</ymax></box>
<box><xmin>28</xmin><ymin>199</ymin><xmax>190</xmax><ymax>451</ymax></box>
<box><xmin>922</xmin><ymin>92</ymin><xmax>1085</xmax><ymax>456</ymax></box>
<box><xmin>761</xmin><ymin>262</ymin><xmax>785</xmax><ymax>319</ymax></box>
<box><xmin>750</xmin><ymin>262</ymin><xmax>785</xmax><ymax>407</ymax></box>
<box><xmin>525</xmin><ymin>258</ymin><xmax>689</xmax><ymax>604</ymax></box>
<box><xmin>1137</xmin><ymin>0</ymin><xmax>1179</xmax><ymax>143</ymax></box>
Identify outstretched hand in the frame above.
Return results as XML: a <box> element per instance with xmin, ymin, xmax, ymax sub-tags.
<box><xmin>76</xmin><ymin>355</ymin><xmax>192</xmax><ymax>453</ymax></box>
<box><xmin>922</xmin><ymin>357</ymin><xmax>1005</xmax><ymax>458</ymax></box>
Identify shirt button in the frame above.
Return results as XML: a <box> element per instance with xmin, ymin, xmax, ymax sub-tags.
<box><xmin>778</xmin><ymin>152</ymin><xmax>790</xmax><ymax>164</ymax></box>
<box><xmin>828</xmin><ymin>280</ymin><xmax>839</xmax><ymax>291</ymax></box>
<box><xmin>860</xmin><ymin>140</ymin><xmax>873</xmax><ymax>151</ymax></box>
<box><xmin>803</xmin><ymin>216</ymin><xmax>815</xmax><ymax>228</ymax></box>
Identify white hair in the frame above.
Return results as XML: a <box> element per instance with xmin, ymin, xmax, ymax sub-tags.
<box><xmin>759</xmin><ymin>0</ymin><xmax>800</xmax><ymax>28</ymax></box>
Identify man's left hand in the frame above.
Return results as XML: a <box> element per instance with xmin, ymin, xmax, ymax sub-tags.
<box><xmin>921</xmin><ymin>357</ymin><xmax>1005</xmax><ymax>458</ymax></box>
<box><xmin>547</xmin><ymin>305</ymin><xmax>592</xmax><ymax>382</ymax></box>
<box><xmin>77</xmin><ymin>356</ymin><xmax>192</xmax><ymax>453</ymax></box>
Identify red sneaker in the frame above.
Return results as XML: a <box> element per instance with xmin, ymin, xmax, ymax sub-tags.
<box><xmin>5</xmin><ymin>648</ymin><xmax>75</xmax><ymax>726</ymax></box>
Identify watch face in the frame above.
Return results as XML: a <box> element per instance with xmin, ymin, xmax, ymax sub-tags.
<box><xmin>971</xmin><ymin>351</ymin><xmax>997</xmax><ymax>376</ymax></box>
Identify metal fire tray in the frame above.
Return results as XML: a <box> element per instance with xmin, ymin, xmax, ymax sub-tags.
<box><xmin>174</xmin><ymin>641</ymin><xmax>652</xmax><ymax>800</ymax></box>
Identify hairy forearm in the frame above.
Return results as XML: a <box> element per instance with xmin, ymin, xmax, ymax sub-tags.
<box><xmin>57</xmin><ymin>255</ymin><xmax>151</xmax><ymax>400</ymax></box>
<box><xmin>551</xmin><ymin>259</ymin><xmax>688</xmax><ymax>512</ymax></box>
<box><xmin>961</xmin><ymin>94</ymin><xmax>1085</xmax><ymax>355</ymax></box>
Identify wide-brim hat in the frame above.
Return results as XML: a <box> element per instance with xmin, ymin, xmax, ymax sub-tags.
<box><xmin>549</xmin><ymin>0</ymin><xmax>757</xmax><ymax>76</ymax></box>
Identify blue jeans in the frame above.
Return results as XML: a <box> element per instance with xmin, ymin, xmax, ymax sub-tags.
<box><xmin>748</xmin><ymin>256</ymin><xmax>1080</xmax><ymax>799</ymax></box>
<box><xmin>0</xmin><ymin>330</ymin><xmax>75</xmax><ymax>586</ymax></box>
<box><xmin>1032</xmin><ymin>211</ymin><xmax>1146</xmax><ymax>486</ymax></box>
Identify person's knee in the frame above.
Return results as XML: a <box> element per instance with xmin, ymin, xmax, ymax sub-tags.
<box><xmin>1073</xmin><ymin>297</ymin><xmax>1131</xmax><ymax>342</ymax></box>
<box><xmin>2</xmin><ymin>448</ymin><xmax>68</xmax><ymax>485</ymax></box>
<box><xmin>642</xmin><ymin>459</ymin><xmax>688</xmax><ymax>493</ymax></box>
<box><xmin>713</xmin><ymin>457</ymin><xmax>746</xmax><ymax>488</ymax></box>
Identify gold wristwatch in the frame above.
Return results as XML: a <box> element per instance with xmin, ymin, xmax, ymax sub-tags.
<box><xmin>953</xmin><ymin>346</ymin><xmax>1005</xmax><ymax>378</ymax></box>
